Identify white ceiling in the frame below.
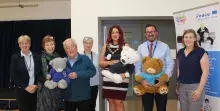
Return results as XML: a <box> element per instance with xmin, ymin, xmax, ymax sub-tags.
<box><xmin>0</xmin><ymin>0</ymin><xmax>70</xmax><ymax>3</ymax></box>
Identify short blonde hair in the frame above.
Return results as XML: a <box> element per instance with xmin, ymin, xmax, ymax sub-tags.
<box><xmin>63</xmin><ymin>38</ymin><xmax>77</xmax><ymax>49</ymax></box>
<box><xmin>18</xmin><ymin>35</ymin><xmax>31</xmax><ymax>44</ymax></box>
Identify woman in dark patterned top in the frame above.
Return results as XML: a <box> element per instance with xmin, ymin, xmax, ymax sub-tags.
<box><xmin>99</xmin><ymin>25</ymin><xmax>131</xmax><ymax>111</ymax></box>
<box><xmin>37</xmin><ymin>35</ymin><xmax>60</xmax><ymax>111</ymax></box>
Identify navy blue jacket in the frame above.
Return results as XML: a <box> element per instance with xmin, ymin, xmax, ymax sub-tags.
<box><xmin>63</xmin><ymin>53</ymin><xmax>96</xmax><ymax>101</ymax></box>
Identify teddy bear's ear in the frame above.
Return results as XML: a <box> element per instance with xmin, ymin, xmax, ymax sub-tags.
<box><xmin>122</xmin><ymin>45</ymin><xmax>129</xmax><ymax>50</ymax></box>
<box><xmin>63</xmin><ymin>57</ymin><xmax>67</xmax><ymax>62</ymax></box>
<box><xmin>156</xmin><ymin>59</ymin><xmax>163</xmax><ymax>68</ymax></box>
<box><xmin>141</xmin><ymin>56</ymin><xmax>150</xmax><ymax>63</ymax></box>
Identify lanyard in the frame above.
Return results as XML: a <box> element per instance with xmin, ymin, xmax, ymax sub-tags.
<box><xmin>84</xmin><ymin>51</ymin><xmax>93</xmax><ymax>62</ymax></box>
<box><xmin>147</xmin><ymin>41</ymin><xmax>158</xmax><ymax>58</ymax></box>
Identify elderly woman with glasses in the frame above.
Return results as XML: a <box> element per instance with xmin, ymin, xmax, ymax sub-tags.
<box><xmin>82</xmin><ymin>36</ymin><xmax>99</xmax><ymax>111</ymax></box>
<box><xmin>10</xmin><ymin>35</ymin><xmax>43</xmax><ymax>111</ymax></box>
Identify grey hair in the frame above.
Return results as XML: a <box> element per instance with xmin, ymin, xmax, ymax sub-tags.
<box><xmin>83</xmin><ymin>36</ymin><xmax>93</xmax><ymax>43</ymax></box>
<box><xmin>63</xmin><ymin>38</ymin><xmax>77</xmax><ymax>49</ymax></box>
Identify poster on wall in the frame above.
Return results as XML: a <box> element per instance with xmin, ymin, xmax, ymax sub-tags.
<box><xmin>173</xmin><ymin>2</ymin><xmax>220</xmax><ymax>111</ymax></box>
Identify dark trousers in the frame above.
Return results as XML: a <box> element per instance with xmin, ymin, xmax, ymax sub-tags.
<box><xmin>142</xmin><ymin>93</ymin><xmax>167</xmax><ymax>111</ymax></box>
<box><xmin>65</xmin><ymin>99</ymin><xmax>91</xmax><ymax>111</ymax></box>
<box><xmin>90</xmin><ymin>85</ymin><xmax>98</xmax><ymax>111</ymax></box>
<box><xmin>15</xmin><ymin>88</ymin><xmax>37</xmax><ymax>111</ymax></box>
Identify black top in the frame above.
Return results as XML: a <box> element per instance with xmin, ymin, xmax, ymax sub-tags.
<box><xmin>177</xmin><ymin>47</ymin><xmax>206</xmax><ymax>84</ymax></box>
<box><xmin>104</xmin><ymin>44</ymin><xmax>122</xmax><ymax>68</ymax></box>
<box><xmin>10</xmin><ymin>52</ymin><xmax>43</xmax><ymax>89</ymax></box>
<box><xmin>109</xmin><ymin>61</ymin><xmax>134</xmax><ymax>75</ymax></box>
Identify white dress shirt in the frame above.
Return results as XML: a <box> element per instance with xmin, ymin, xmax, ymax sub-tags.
<box><xmin>21</xmin><ymin>51</ymin><xmax>35</xmax><ymax>85</ymax></box>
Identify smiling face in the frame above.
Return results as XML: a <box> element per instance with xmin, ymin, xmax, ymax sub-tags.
<box><xmin>182</xmin><ymin>29</ymin><xmax>198</xmax><ymax>49</ymax></box>
<box><xmin>44</xmin><ymin>41</ymin><xmax>55</xmax><ymax>54</ymax></box>
<box><xmin>18</xmin><ymin>35</ymin><xmax>31</xmax><ymax>54</ymax></box>
<box><xmin>83</xmin><ymin>39</ymin><xmax>93</xmax><ymax>52</ymax></box>
<box><xmin>42</xmin><ymin>36</ymin><xmax>56</xmax><ymax>54</ymax></box>
<box><xmin>111</xmin><ymin>28</ymin><xmax>120</xmax><ymax>42</ymax></box>
<box><xmin>145</xmin><ymin>26</ymin><xmax>158</xmax><ymax>42</ymax></box>
<box><xmin>64</xmin><ymin>39</ymin><xmax>78</xmax><ymax>59</ymax></box>
<box><xmin>19</xmin><ymin>39</ymin><xmax>31</xmax><ymax>53</ymax></box>
<box><xmin>183</xmin><ymin>32</ymin><xmax>197</xmax><ymax>48</ymax></box>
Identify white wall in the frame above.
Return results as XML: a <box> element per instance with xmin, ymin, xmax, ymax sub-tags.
<box><xmin>71</xmin><ymin>0</ymin><xmax>218</xmax><ymax>111</ymax></box>
<box><xmin>0</xmin><ymin>1</ymin><xmax>70</xmax><ymax>21</ymax></box>
<box><xmin>176</xmin><ymin>0</ymin><xmax>218</xmax><ymax>11</ymax></box>
<box><xmin>71</xmin><ymin>0</ymin><xmax>218</xmax><ymax>53</ymax></box>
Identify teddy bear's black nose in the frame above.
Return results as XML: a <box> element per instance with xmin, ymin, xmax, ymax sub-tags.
<box><xmin>121</xmin><ymin>59</ymin><xmax>125</xmax><ymax>63</ymax></box>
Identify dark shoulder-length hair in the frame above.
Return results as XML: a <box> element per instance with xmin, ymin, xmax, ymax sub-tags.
<box><xmin>106</xmin><ymin>25</ymin><xmax>125</xmax><ymax>48</ymax></box>
<box><xmin>182</xmin><ymin>29</ymin><xmax>199</xmax><ymax>48</ymax></box>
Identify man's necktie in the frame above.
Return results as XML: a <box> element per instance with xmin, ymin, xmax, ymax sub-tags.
<box><xmin>149</xmin><ymin>43</ymin><xmax>154</xmax><ymax>58</ymax></box>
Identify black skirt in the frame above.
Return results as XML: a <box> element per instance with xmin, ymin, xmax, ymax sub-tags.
<box><xmin>36</xmin><ymin>83</ymin><xmax>61</xmax><ymax>111</ymax></box>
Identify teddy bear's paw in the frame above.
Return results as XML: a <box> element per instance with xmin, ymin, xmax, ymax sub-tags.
<box><xmin>102</xmin><ymin>70</ymin><xmax>112</xmax><ymax>78</ymax></box>
<box><xmin>52</xmin><ymin>81</ymin><xmax>58</xmax><ymax>88</ymax></box>
<box><xmin>58</xmin><ymin>79</ymin><xmax>67</xmax><ymax>89</ymax></box>
<box><xmin>112</xmin><ymin>74</ymin><xmax>123</xmax><ymax>84</ymax></box>
<box><xmin>46</xmin><ymin>74</ymin><xmax>51</xmax><ymax>80</ymax></box>
<box><xmin>158</xmin><ymin>86</ymin><xmax>168</xmax><ymax>95</ymax></box>
<box><xmin>125</xmin><ymin>72</ymin><xmax>130</xmax><ymax>78</ymax></box>
<box><xmin>105</xmin><ymin>54</ymin><xmax>112</xmax><ymax>60</ymax></box>
<box><xmin>133</xmin><ymin>87</ymin><xmax>142</xmax><ymax>96</ymax></box>
<box><xmin>44</xmin><ymin>80</ymin><xmax>57</xmax><ymax>89</ymax></box>
<box><xmin>44</xmin><ymin>80</ymin><xmax>50</xmax><ymax>87</ymax></box>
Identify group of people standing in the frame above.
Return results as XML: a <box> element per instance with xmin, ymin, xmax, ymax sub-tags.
<box><xmin>10</xmin><ymin>35</ymin><xmax>98</xmax><ymax>111</ymax></box>
<box><xmin>10</xmin><ymin>24</ymin><xmax>209</xmax><ymax>111</ymax></box>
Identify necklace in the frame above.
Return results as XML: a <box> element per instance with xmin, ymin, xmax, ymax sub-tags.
<box><xmin>107</xmin><ymin>45</ymin><xmax>119</xmax><ymax>54</ymax></box>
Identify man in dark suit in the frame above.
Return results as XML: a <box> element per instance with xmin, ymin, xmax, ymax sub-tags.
<box><xmin>10</xmin><ymin>35</ymin><xmax>43</xmax><ymax>111</ymax></box>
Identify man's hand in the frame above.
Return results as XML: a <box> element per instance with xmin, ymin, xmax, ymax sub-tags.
<box><xmin>141</xmin><ymin>80</ymin><xmax>153</xmax><ymax>89</ymax></box>
<box><xmin>154</xmin><ymin>80</ymin><xmax>166</xmax><ymax>87</ymax></box>
<box><xmin>69</xmin><ymin>72</ymin><xmax>77</xmax><ymax>79</ymax></box>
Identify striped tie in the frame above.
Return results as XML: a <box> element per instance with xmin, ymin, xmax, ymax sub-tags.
<box><xmin>149</xmin><ymin>43</ymin><xmax>154</xmax><ymax>58</ymax></box>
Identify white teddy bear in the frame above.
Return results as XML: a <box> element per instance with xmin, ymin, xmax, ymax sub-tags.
<box><xmin>102</xmin><ymin>46</ymin><xmax>139</xmax><ymax>84</ymax></box>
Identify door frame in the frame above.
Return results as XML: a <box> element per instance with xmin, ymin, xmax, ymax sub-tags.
<box><xmin>98</xmin><ymin>16</ymin><xmax>174</xmax><ymax>111</ymax></box>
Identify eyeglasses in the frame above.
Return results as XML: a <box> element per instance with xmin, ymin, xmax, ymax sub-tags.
<box><xmin>146</xmin><ymin>31</ymin><xmax>157</xmax><ymax>34</ymax></box>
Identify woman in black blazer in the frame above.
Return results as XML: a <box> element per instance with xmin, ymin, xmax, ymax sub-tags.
<box><xmin>10</xmin><ymin>35</ymin><xmax>44</xmax><ymax>111</ymax></box>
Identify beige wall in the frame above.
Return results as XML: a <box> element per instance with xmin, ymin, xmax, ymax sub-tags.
<box><xmin>0</xmin><ymin>1</ymin><xmax>70</xmax><ymax>21</ymax></box>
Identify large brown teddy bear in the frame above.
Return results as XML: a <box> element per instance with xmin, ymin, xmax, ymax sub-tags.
<box><xmin>133</xmin><ymin>57</ymin><xmax>169</xmax><ymax>95</ymax></box>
